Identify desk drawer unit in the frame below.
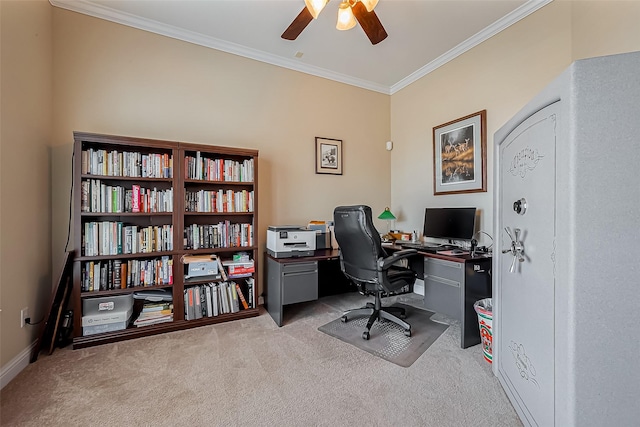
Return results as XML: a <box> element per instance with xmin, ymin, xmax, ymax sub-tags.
<box><xmin>423</xmin><ymin>257</ymin><xmax>463</xmax><ymax>320</ymax></box>
<box><xmin>281</xmin><ymin>261</ymin><xmax>318</xmax><ymax>305</ymax></box>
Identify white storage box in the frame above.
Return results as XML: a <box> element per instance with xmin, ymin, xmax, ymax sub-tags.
<box><xmin>82</xmin><ymin>306</ymin><xmax>133</xmax><ymax>327</ymax></box>
<box><xmin>82</xmin><ymin>294</ymin><xmax>134</xmax><ymax>328</ymax></box>
<box><xmin>83</xmin><ymin>321</ymin><xmax>128</xmax><ymax>336</ymax></box>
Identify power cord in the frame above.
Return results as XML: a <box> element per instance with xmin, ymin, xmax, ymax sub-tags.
<box><xmin>25</xmin><ymin>317</ymin><xmax>44</xmax><ymax>325</ymax></box>
<box><xmin>473</xmin><ymin>230</ymin><xmax>494</xmax><ymax>252</ymax></box>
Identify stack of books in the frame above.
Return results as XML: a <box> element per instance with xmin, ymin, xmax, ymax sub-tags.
<box><xmin>222</xmin><ymin>255</ymin><xmax>254</xmax><ymax>279</ymax></box>
<box><xmin>133</xmin><ymin>301</ymin><xmax>174</xmax><ymax>327</ymax></box>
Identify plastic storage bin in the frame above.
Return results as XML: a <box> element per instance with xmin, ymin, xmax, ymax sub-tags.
<box><xmin>474</xmin><ymin>298</ymin><xmax>493</xmax><ymax>363</ymax></box>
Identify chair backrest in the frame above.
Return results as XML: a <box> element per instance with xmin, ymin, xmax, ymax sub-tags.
<box><xmin>333</xmin><ymin>205</ymin><xmax>385</xmax><ymax>284</ymax></box>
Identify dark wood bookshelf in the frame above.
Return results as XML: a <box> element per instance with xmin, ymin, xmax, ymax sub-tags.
<box><xmin>71</xmin><ymin>131</ymin><xmax>259</xmax><ymax>349</ymax></box>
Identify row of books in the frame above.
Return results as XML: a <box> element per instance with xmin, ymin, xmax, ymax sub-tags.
<box><xmin>82</xmin><ymin>148</ymin><xmax>173</xmax><ymax>178</ymax></box>
<box><xmin>81</xmin><ymin>256</ymin><xmax>174</xmax><ymax>292</ymax></box>
<box><xmin>184</xmin><ymin>280</ymin><xmax>253</xmax><ymax>320</ymax></box>
<box><xmin>183</xmin><ymin>222</ymin><xmax>253</xmax><ymax>250</ymax></box>
<box><xmin>81</xmin><ymin>179</ymin><xmax>173</xmax><ymax>213</ymax></box>
<box><xmin>133</xmin><ymin>301</ymin><xmax>174</xmax><ymax>327</ymax></box>
<box><xmin>184</xmin><ymin>189</ymin><xmax>254</xmax><ymax>213</ymax></box>
<box><xmin>184</xmin><ymin>153</ymin><xmax>254</xmax><ymax>182</ymax></box>
<box><xmin>83</xmin><ymin>222</ymin><xmax>173</xmax><ymax>256</ymax></box>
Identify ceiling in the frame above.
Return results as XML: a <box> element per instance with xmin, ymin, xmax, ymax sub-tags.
<box><xmin>51</xmin><ymin>0</ymin><xmax>551</xmax><ymax>94</ymax></box>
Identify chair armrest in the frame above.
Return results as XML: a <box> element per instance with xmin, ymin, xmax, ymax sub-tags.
<box><xmin>378</xmin><ymin>248</ymin><xmax>417</xmax><ymax>270</ymax></box>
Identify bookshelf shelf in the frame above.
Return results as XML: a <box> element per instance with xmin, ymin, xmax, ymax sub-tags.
<box><xmin>81</xmin><ymin>283</ymin><xmax>173</xmax><ymax>297</ymax></box>
<box><xmin>184</xmin><ymin>179</ymin><xmax>254</xmax><ymax>185</ymax></box>
<box><xmin>71</xmin><ymin>132</ymin><xmax>259</xmax><ymax>348</ymax></box>
<box><xmin>81</xmin><ymin>174</ymin><xmax>173</xmax><ymax>182</ymax></box>
<box><xmin>75</xmin><ymin>250</ymin><xmax>177</xmax><ymax>262</ymax></box>
<box><xmin>80</xmin><ymin>212</ymin><xmax>173</xmax><ymax>217</ymax></box>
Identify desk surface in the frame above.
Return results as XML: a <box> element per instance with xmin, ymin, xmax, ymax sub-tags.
<box><xmin>266</xmin><ymin>249</ymin><xmax>340</xmax><ymax>264</ymax></box>
<box><xmin>384</xmin><ymin>244</ymin><xmax>492</xmax><ymax>263</ymax></box>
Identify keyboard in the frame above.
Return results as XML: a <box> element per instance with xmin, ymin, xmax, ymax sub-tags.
<box><xmin>397</xmin><ymin>242</ymin><xmax>454</xmax><ymax>252</ymax></box>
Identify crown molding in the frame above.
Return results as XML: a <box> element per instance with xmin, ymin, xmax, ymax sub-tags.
<box><xmin>390</xmin><ymin>0</ymin><xmax>553</xmax><ymax>94</ymax></box>
<box><xmin>49</xmin><ymin>0</ymin><xmax>390</xmax><ymax>94</ymax></box>
<box><xmin>50</xmin><ymin>0</ymin><xmax>551</xmax><ymax>96</ymax></box>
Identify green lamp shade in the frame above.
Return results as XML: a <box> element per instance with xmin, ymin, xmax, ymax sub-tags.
<box><xmin>378</xmin><ymin>207</ymin><xmax>396</xmax><ymax>220</ymax></box>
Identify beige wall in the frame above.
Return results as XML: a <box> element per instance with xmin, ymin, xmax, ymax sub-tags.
<box><xmin>572</xmin><ymin>0</ymin><xmax>640</xmax><ymax>61</ymax></box>
<box><xmin>0</xmin><ymin>0</ymin><xmax>53</xmax><ymax>368</ymax></box>
<box><xmin>390</xmin><ymin>0</ymin><xmax>640</xmax><ymax>246</ymax></box>
<box><xmin>50</xmin><ymin>10</ymin><xmax>391</xmax><ymax>290</ymax></box>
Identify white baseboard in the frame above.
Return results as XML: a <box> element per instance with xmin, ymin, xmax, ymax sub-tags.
<box><xmin>1</xmin><ymin>342</ymin><xmax>36</xmax><ymax>390</ymax></box>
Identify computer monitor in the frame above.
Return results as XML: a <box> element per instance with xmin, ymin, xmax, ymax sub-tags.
<box><xmin>423</xmin><ymin>207</ymin><xmax>476</xmax><ymax>241</ymax></box>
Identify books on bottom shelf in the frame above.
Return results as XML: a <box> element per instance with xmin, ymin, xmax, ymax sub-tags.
<box><xmin>184</xmin><ymin>280</ymin><xmax>253</xmax><ymax>320</ymax></box>
<box><xmin>133</xmin><ymin>301</ymin><xmax>174</xmax><ymax>327</ymax></box>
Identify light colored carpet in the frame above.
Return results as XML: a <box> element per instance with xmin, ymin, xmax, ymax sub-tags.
<box><xmin>1</xmin><ymin>293</ymin><xmax>522</xmax><ymax>427</ymax></box>
<box><xmin>318</xmin><ymin>303</ymin><xmax>449</xmax><ymax>367</ymax></box>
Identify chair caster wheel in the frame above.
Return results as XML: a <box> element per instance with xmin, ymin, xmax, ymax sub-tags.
<box><xmin>362</xmin><ymin>331</ymin><xmax>370</xmax><ymax>340</ymax></box>
<box><xmin>341</xmin><ymin>316</ymin><xmax>348</xmax><ymax>323</ymax></box>
<box><xmin>404</xmin><ymin>329</ymin><xmax>411</xmax><ymax>337</ymax></box>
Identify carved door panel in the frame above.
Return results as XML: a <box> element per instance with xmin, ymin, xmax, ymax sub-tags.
<box><xmin>496</xmin><ymin>103</ymin><xmax>558</xmax><ymax>426</ymax></box>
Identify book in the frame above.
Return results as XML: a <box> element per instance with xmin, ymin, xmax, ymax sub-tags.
<box><xmin>212</xmin><ymin>284</ymin><xmax>219</xmax><ymax>316</ymax></box>
<box><xmin>89</xmin><ymin>261</ymin><xmax>95</xmax><ymax>291</ymax></box>
<box><xmin>220</xmin><ymin>282</ymin><xmax>230</xmax><ymax>314</ymax></box>
<box><xmin>183</xmin><ymin>289</ymin><xmax>189</xmax><ymax>320</ymax></box>
<box><xmin>137</xmin><ymin>308</ymin><xmax>173</xmax><ymax>318</ymax></box>
<box><xmin>224</xmin><ymin>261</ymin><xmax>255</xmax><ymax>277</ymax></box>
<box><xmin>120</xmin><ymin>260</ymin><xmax>127</xmax><ymax>289</ymax></box>
<box><xmin>235</xmin><ymin>283</ymin><xmax>249</xmax><ymax>310</ymax></box>
<box><xmin>133</xmin><ymin>313</ymin><xmax>173</xmax><ymax>327</ymax></box>
<box><xmin>205</xmin><ymin>284</ymin><xmax>213</xmax><ymax>317</ymax></box>
<box><xmin>246</xmin><ymin>277</ymin><xmax>254</xmax><ymax>308</ymax></box>
<box><xmin>216</xmin><ymin>257</ymin><xmax>228</xmax><ymax>281</ymax></box>
<box><xmin>194</xmin><ymin>285</ymin><xmax>203</xmax><ymax>319</ymax></box>
<box><xmin>229</xmin><ymin>283</ymin><xmax>239</xmax><ymax>313</ymax></box>
<box><xmin>141</xmin><ymin>302</ymin><xmax>173</xmax><ymax>312</ymax></box>
<box><xmin>199</xmin><ymin>286</ymin><xmax>207</xmax><ymax>318</ymax></box>
<box><xmin>132</xmin><ymin>184</ymin><xmax>140</xmax><ymax>212</ymax></box>
<box><xmin>187</xmin><ymin>287</ymin><xmax>195</xmax><ymax>320</ymax></box>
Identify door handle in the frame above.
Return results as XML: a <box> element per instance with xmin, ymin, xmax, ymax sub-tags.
<box><xmin>502</xmin><ymin>227</ymin><xmax>525</xmax><ymax>273</ymax></box>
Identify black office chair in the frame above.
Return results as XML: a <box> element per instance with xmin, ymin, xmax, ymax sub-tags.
<box><xmin>333</xmin><ymin>205</ymin><xmax>417</xmax><ymax>340</ymax></box>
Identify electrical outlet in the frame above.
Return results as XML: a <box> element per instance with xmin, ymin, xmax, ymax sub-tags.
<box><xmin>20</xmin><ymin>307</ymin><xmax>29</xmax><ymax>328</ymax></box>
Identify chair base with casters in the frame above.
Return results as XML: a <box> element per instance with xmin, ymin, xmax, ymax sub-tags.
<box><xmin>333</xmin><ymin>205</ymin><xmax>418</xmax><ymax>341</ymax></box>
<box><xmin>341</xmin><ymin>290</ymin><xmax>411</xmax><ymax>340</ymax></box>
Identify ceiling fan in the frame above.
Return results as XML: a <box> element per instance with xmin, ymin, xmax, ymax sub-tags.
<box><xmin>281</xmin><ymin>0</ymin><xmax>388</xmax><ymax>45</ymax></box>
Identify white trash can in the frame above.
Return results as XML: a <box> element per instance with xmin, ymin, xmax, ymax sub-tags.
<box><xmin>473</xmin><ymin>298</ymin><xmax>493</xmax><ymax>364</ymax></box>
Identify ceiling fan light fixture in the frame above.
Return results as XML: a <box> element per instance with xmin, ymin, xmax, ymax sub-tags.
<box><xmin>360</xmin><ymin>0</ymin><xmax>379</xmax><ymax>12</ymax></box>
<box><xmin>304</xmin><ymin>0</ymin><xmax>329</xmax><ymax>19</ymax></box>
<box><xmin>336</xmin><ymin>1</ymin><xmax>356</xmax><ymax>31</ymax></box>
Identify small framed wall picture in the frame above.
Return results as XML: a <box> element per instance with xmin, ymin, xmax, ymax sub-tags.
<box><xmin>433</xmin><ymin>110</ymin><xmax>487</xmax><ymax>195</ymax></box>
<box><xmin>315</xmin><ymin>137</ymin><xmax>343</xmax><ymax>175</ymax></box>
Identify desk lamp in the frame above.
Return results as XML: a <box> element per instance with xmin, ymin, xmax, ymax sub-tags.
<box><xmin>378</xmin><ymin>207</ymin><xmax>396</xmax><ymax>241</ymax></box>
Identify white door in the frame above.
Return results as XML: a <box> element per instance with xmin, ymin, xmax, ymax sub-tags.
<box><xmin>496</xmin><ymin>103</ymin><xmax>558</xmax><ymax>426</ymax></box>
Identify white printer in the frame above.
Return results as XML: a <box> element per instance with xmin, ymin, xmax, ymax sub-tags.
<box><xmin>267</xmin><ymin>225</ymin><xmax>316</xmax><ymax>258</ymax></box>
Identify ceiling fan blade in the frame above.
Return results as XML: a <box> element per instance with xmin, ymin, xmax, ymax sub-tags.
<box><xmin>281</xmin><ymin>7</ymin><xmax>314</xmax><ymax>41</ymax></box>
<box><xmin>351</xmin><ymin>1</ymin><xmax>388</xmax><ymax>45</ymax></box>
